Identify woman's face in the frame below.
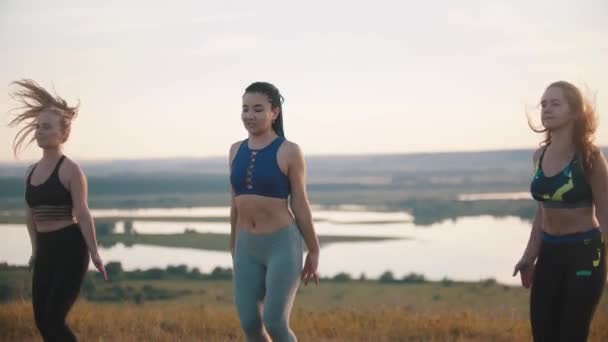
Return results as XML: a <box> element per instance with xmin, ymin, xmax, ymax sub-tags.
<box><xmin>541</xmin><ymin>86</ymin><xmax>575</xmax><ymax>131</ymax></box>
<box><xmin>35</xmin><ymin>109</ymin><xmax>66</xmax><ymax>149</ymax></box>
<box><xmin>241</xmin><ymin>92</ymin><xmax>278</xmax><ymax>136</ymax></box>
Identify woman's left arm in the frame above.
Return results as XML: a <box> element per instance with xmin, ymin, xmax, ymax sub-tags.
<box><xmin>287</xmin><ymin>142</ymin><xmax>320</xmax><ymax>285</ymax></box>
<box><xmin>69</xmin><ymin>163</ymin><xmax>107</xmax><ymax>280</ymax></box>
<box><xmin>590</xmin><ymin>149</ymin><xmax>608</xmax><ymax>245</ymax></box>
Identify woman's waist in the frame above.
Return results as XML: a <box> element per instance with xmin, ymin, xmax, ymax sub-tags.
<box><xmin>236</xmin><ymin>215</ymin><xmax>295</xmax><ymax>233</ymax></box>
<box><xmin>540</xmin><ymin>228</ymin><xmax>603</xmax><ymax>249</ymax></box>
<box><xmin>35</xmin><ymin>218</ymin><xmax>78</xmax><ymax>233</ymax></box>
<box><xmin>236</xmin><ymin>196</ymin><xmax>289</xmax><ymax>214</ymax></box>
<box><xmin>236</xmin><ymin>201</ymin><xmax>294</xmax><ymax>233</ymax></box>
<box><xmin>36</xmin><ymin>223</ymin><xmax>86</xmax><ymax>255</ymax></box>
<box><xmin>541</xmin><ymin>208</ymin><xmax>597</xmax><ymax>234</ymax></box>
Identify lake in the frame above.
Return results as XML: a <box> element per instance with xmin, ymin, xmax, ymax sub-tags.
<box><xmin>1</xmin><ymin>207</ymin><xmax>531</xmax><ymax>285</ymax></box>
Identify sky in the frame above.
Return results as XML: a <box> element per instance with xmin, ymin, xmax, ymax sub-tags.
<box><xmin>0</xmin><ymin>0</ymin><xmax>607</xmax><ymax>162</ymax></box>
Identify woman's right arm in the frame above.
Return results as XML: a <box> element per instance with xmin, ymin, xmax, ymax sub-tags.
<box><xmin>522</xmin><ymin>148</ymin><xmax>544</xmax><ymax>262</ymax></box>
<box><xmin>24</xmin><ymin>166</ymin><xmax>37</xmax><ymax>268</ymax></box>
<box><xmin>228</xmin><ymin>142</ymin><xmax>240</xmax><ymax>256</ymax></box>
<box><xmin>513</xmin><ymin>149</ymin><xmax>543</xmax><ymax>278</ymax></box>
<box><xmin>230</xmin><ymin>195</ymin><xmax>237</xmax><ymax>255</ymax></box>
<box><xmin>25</xmin><ymin>206</ymin><xmax>37</xmax><ymax>266</ymax></box>
<box><xmin>521</xmin><ymin>204</ymin><xmax>543</xmax><ymax>262</ymax></box>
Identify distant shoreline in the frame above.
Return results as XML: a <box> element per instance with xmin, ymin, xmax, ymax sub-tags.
<box><xmin>0</xmin><ymin>196</ymin><xmax>536</xmax><ymax>226</ymax></box>
<box><xmin>0</xmin><ymin>147</ymin><xmax>543</xmax><ymax>165</ymax></box>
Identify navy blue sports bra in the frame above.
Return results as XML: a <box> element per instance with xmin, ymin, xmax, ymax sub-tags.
<box><xmin>230</xmin><ymin>137</ymin><xmax>290</xmax><ymax>199</ymax></box>
<box><xmin>530</xmin><ymin>148</ymin><xmax>593</xmax><ymax>208</ymax></box>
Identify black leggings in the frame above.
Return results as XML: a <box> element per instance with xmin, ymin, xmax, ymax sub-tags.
<box><xmin>33</xmin><ymin>224</ymin><xmax>89</xmax><ymax>342</ymax></box>
<box><xmin>531</xmin><ymin>228</ymin><xmax>606</xmax><ymax>342</ymax></box>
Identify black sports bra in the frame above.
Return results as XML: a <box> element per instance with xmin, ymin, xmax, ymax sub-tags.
<box><xmin>25</xmin><ymin>156</ymin><xmax>74</xmax><ymax>221</ymax></box>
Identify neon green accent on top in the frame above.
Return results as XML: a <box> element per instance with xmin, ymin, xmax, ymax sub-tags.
<box><xmin>550</xmin><ymin>170</ymin><xmax>574</xmax><ymax>201</ymax></box>
<box><xmin>593</xmin><ymin>248</ymin><xmax>601</xmax><ymax>268</ymax></box>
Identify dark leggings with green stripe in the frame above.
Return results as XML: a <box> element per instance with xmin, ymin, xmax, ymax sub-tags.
<box><xmin>531</xmin><ymin>228</ymin><xmax>606</xmax><ymax>341</ymax></box>
<box><xmin>233</xmin><ymin>224</ymin><xmax>303</xmax><ymax>342</ymax></box>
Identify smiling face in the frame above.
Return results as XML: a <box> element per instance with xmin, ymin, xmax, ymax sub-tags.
<box><xmin>34</xmin><ymin>109</ymin><xmax>68</xmax><ymax>149</ymax></box>
<box><xmin>540</xmin><ymin>86</ymin><xmax>575</xmax><ymax>131</ymax></box>
<box><xmin>241</xmin><ymin>92</ymin><xmax>279</xmax><ymax>136</ymax></box>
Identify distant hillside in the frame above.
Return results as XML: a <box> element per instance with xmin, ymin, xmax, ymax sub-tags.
<box><xmin>1</xmin><ymin>149</ymin><xmax>602</xmax><ymax>219</ymax></box>
<box><xmin>0</xmin><ymin>149</ymin><xmax>545</xmax><ymax>178</ymax></box>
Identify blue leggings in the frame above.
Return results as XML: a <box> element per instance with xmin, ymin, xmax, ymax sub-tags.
<box><xmin>233</xmin><ymin>224</ymin><xmax>303</xmax><ymax>342</ymax></box>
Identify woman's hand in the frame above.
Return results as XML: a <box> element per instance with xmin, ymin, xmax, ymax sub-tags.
<box><xmin>28</xmin><ymin>254</ymin><xmax>35</xmax><ymax>271</ymax></box>
<box><xmin>91</xmin><ymin>252</ymin><xmax>108</xmax><ymax>281</ymax></box>
<box><xmin>301</xmin><ymin>250</ymin><xmax>319</xmax><ymax>286</ymax></box>
<box><xmin>513</xmin><ymin>257</ymin><xmax>535</xmax><ymax>289</ymax></box>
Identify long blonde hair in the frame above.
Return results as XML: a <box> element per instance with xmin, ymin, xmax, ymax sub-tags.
<box><xmin>9</xmin><ymin>79</ymin><xmax>79</xmax><ymax>156</ymax></box>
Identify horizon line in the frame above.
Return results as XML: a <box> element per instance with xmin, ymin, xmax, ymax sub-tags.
<box><xmin>3</xmin><ymin>145</ymin><xmax>601</xmax><ymax>164</ymax></box>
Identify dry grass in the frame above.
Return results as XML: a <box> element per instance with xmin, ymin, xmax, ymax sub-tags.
<box><xmin>2</xmin><ymin>280</ymin><xmax>607</xmax><ymax>341</ymax></box>
<box><xmin>2</xmin><ymin>298</ymin><xmax>607</xmax><ymax>341</ymax></box>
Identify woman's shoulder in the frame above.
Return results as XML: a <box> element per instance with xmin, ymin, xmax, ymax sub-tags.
<box><xmin>279</xmin><ymin>139</ymin><xmax>302</xmax><ymax>155</ymax></box>
<box><xmin>23</xmin><ymin>163</ymin><xmax>37</xmax><ymax>182</ymax></box>
<box><xmin>60</xmin><ymin>156</ymin><xmax>86</xmax><ymax>180</ymax></box>
<box><xmin>589</xmin><ymin>144</ymin><xmax>603</xmax><ymax>158</ymax></box>
<box><xmin>229</xmin><ymin>140</ymin><xmax>247</xmax><ymax>164</ymax></box>
<box><xmin>532</xmin><ymin>148</ymin><xmax>543</xmax><ymax>164</ymax></box>
<box><xmin>230</xmin><ymin>139</ymin><xmax>246</xmax><ymax>152</ymax></box>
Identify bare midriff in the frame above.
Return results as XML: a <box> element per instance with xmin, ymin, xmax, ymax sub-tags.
<box><xmin>541</xmin><ymin>206</ymin><xmax>599</xmax><ymax>235</ymax></box>
<box><xmin>235</xmin><ymin>195</ymin><xmax>294</xmax><ymax>233</ymax></box>
<box><xmin>34</xmin><ymin>218</ymin><xmax>77</xmax><ymax>233</ymax></box>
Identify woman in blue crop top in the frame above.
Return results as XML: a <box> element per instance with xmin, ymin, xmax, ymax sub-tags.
<box><xmin>9</xmin><ymin>79</ymin><xmax>107</xmax><ymax>342</ymax></box>
<box><xmin>229</xmin><ymin>82</ymin><xmax>321</xmax><ymax>342</ymax></box>
<box><xmin>513</xmin><ymin>81</ymin><xmax>607</xmax><ymax>341</ymax></box>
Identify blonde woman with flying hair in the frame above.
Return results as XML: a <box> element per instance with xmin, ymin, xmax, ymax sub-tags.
<box><xmin>9</xmin><ymin>79</ymin><xmax>107</xmax><ymax>342</ymax></box>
